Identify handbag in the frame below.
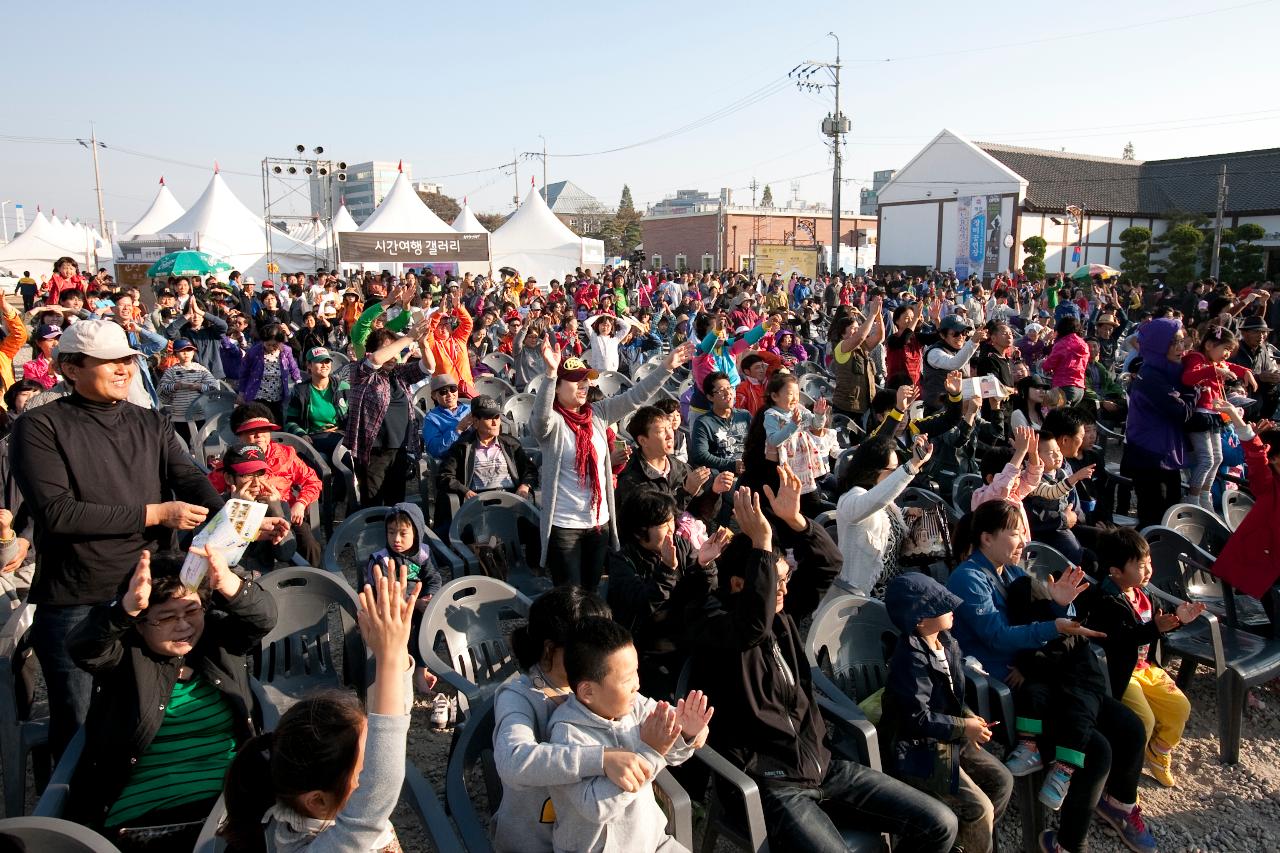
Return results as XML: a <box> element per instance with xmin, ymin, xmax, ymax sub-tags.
<box><xmin>898</xmin><ymin>505</ymin><xmax>953</xmax><ymax>567</ymax></box>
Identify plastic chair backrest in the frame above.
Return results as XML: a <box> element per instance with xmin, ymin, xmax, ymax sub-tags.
<box><xmin>1142</xmin><ymin>525</ymin><xmax>1219</xmax><ymax>603</ymax></box>
<box><xmin>184</xmin><ymin>390</ymin><xmax>237</xmax><ymax>424</ymax></box>
<box><xmin>413</xmin><ymin>383</ymin><xmax>435</xmax><ymax>415</ymax></box>
<box><xmin>832</xmin><ymin>446</ymin><xmax>857</xmax><ymax>485</ymax></box>
<box><xmin>806</xmin><ymin>593</ymin><xmax>900</xmax><ymax>703</ymax></box>
<box><xmin>633</xmin><ymin>360</ymin><xmax>662</xmax><ymax>386</ymax></box>
<box><xmin>1022</xmin><ymin>542</ymin><xmax>1073</xmax><ymax>581</ymax></box>
<box><xmin>253</xmin><ymin>567</ymin><xmax>366</xmax><ymax>727</ymax></box>
<box><xmin>321</xmin><ymin>506</ymin><xmax>399</xmax><ymax>575</ymax></box>
<box><xmin>327</xmin><ymin>349</ymin><xmax>351</xmax><ymax>371</ymax></box>
<box><xmin>1222</xmin><ymin>489</ymin><xmax>1254</xmax><ymax>532</ymax></box>
<box><xmin>814</xmin><ymin>509</ymin><xmax>840</xmax><ymax>547</ymax></box>
<box><xmin>194</xmin><ymin>413</ymin><xmax>235</xmax><ymax>468</ymax></box>
<box><xmin>0</xmin><ymin>816</ymin><xmax>123</xmax><ymax>851</ymax></box>
<box><xmin>501</xmin><ymin>394</ymin><xmax>538</xmax><ymax>443</ymax></box>
<box><xmin>801</xmin><ymin>374</ymin><xmax>832</xmax><ymax>402</ymax></box>
<box><xmin>192</xmin><ymin>795</ymin><xmax>226</xmax><ymax>853</ymax></box>
<box><xmin>418</xmin><ymin>576</ymin><xmax>531</xmax><ymax>709</ymax></box>
<box><xmin>271</xmin><ymin>433</ymin><xmax>332</xmax><ymax>480</ymax></box>
<box><xmin>473</xmin><ymin>375</ymin><xmax>517</xmax><ymax>404</ymax></box>
<box><xmin>952</xmin><ymin>473</ymin><xmax>984</xmax><ymax>516</ymax></box>
<box><xmin>1161</xmin><ymin>503</ymin><xmax>1231</xmax><ymax>556</ymax></box>
<box><xmin>593</xmin><ymin>370</ymin><xmax>632</xmax><ymax>397</ymax></box>
<box><xmin>480</xmin><ymin>352</ymin><xmax>514</xmax><ymax>380</ymax></box>
<box><xmin>448</xmin><ymin>492</ymin><xmax>541</xmax><ymax>572</ymax></box>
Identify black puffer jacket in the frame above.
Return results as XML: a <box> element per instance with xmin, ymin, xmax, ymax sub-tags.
<box><xmin>66</xmin><ymin>578</ymin><xmax>277</xmax><ymax>825</ymax></box>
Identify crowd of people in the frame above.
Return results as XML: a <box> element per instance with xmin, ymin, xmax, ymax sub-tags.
<box><xmin>0</xmin><ymin>251</ymin><xmax>1277</xmax><ymax>853</ymax></box>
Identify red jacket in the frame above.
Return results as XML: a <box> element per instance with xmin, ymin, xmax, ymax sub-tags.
<box><xmin>1181</xmin><ymin>350</ymin><xmax>1249</xmax><ymax>411</ymax></box>
<box><xmin>208</xmin><ymin>440</ymin><xmax>322</xmax><ymax>508</ymax></box>
<box><xmin>1213</xmin><ymin>433</ymin><xmax>1280</xmax><ymax>598</ymax></box>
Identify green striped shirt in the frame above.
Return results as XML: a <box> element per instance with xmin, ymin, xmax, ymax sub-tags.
<box><xmin>105</xmin><ymin>675</ymin><xmax>237</xmax><ymax>828</ymax></box>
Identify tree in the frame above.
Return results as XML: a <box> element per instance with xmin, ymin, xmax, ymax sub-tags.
<box><xmin>606</xmin><ymin>184</ymin><xmax>643</xmax><ymax>256</ymax></box>
<box><xmin>1117</xmin><ymin>226</ymin><xmax>1152</xmax><ymax>284</ymax></box>
<box><xmin>1234</xmin><ymin>222</ymin><xmax>1267</xmax><ymax>283</ymax></box>
<box><xmin>761</xmin><ymin>184</ymin><xmax>774</xmax><ymax>208</ymax></box>
<box><xmin>1122</xmin><ymin>141</ymin><xmax>1136</xmax><ymax>161</ymax></box>
<box><xmin>416</xmin><ymin>190</ymin><xmax>460</xmax><ymax>223</ymax></box>
<box><xmin>1021</xmin><ymin>235</ymin><xmax>1047</xmax><ymax>281</ymax></box>
<box><xmin>1155</xmin><ymin>222</ymin><xmax>1205</xmax><ymax>288</ymax></box>
<box><xmin>475</xmin><ymin>212</ymin><xmax>507</xmax><ymax>232</ymax></box>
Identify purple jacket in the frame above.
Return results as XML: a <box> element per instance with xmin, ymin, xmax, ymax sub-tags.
<box><xmin>240</xmin><ymin>343</ymin><xmax>301</xmax><ymax>405</ymax></box>
<box><xmin>1123</xmin><ymin>318</ymin><xmax>1192</xmax><ymax>471</ymax></box>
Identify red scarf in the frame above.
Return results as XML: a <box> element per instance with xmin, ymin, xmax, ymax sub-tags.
<box><xmin>553</xmin><ymin>399</ymin><xmax>602</xmax><ymax>516</ymax></box>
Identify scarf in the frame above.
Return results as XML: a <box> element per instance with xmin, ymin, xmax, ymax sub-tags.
<box><xmin>553</xmin><ymin>399</ymin><xmax>602</xmax><ymax>517</ymax></box>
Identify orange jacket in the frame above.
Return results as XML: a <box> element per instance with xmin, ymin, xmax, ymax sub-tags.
<box><xmin>427</xmin><ymin>306</ymin><xmax>475</xmax><ymax>395</ymax></box>
<box><xmin>0</xmin><ymin>306</ymin><xmax>31</xmax><ymax>394</ymax></box>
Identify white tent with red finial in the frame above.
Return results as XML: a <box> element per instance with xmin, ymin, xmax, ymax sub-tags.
<box><xmin>0</xmin><ymin>210</ymin><xmax>96</xmax><ymax>273</ymax></box>
<box><xmin>356</xmin><ymin>161</ymin><xmax>455</xmax><ymax>233</ymax></box>
<box><xmin>121</xmin><ymin>177</ymin><xmax>187</xmax><ymax>239</ymax></box>
<box><xmin>489</xmin><ymin>182</ymin><xmax>605</xmax><ymax>289</ymax></box>
<box><xmin>451</xmin><ymin>198</ymin><xmax>488</xmax><ymax>234</ymax></box>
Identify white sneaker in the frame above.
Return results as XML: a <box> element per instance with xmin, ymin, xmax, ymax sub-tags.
<box><xmin>430</xmin><ymin>693</ymin><xmax>457</xmax><ymax>730</ymax></box>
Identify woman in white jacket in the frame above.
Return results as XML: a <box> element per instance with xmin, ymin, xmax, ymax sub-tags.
<box><xmin>833</xmin><ymin>434</ymin><xmax>933</xmax><ymax>599</ymax></box>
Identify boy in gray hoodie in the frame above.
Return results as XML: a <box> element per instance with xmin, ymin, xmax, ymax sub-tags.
<box><xmin>547</xmin><ymin>617</ymin><xmax>712</xmax><ymax>853</ymax></box>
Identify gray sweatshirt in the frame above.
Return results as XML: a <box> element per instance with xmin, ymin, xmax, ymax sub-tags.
<box><xmin>547</xmin><ymin>694</ymin><xmax>695</xmax><ymax>853</ymax></box>
<box><xmin>492</xmin><ymin>673</ymin><xmax>605</xmax><ymax>852</ymax></box>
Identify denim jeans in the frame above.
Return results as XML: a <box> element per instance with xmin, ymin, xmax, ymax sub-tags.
<box><xmin>544</xmin><ymin>525</ymin><xmax>608</xmax><ymax>592</ymax></box>
<box><xmin>32</xmin><ymin>604</ymin><xmax>94</xmax><ymax>759</ymax></box>
<box><xmin>758</xmin><ymin>758</ymin><xmax>958</xmax><ymax>853</ymax></box>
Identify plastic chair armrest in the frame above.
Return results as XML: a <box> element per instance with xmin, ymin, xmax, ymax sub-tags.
<box><xmin>420</xmin><ymin>526</ymin><xmax>465</xmax><ymax>579</ymax></box>
<box><xmin>815</xmin><ymin>693</ymin><xmax>881</xmax><ymax>771</ymax></box>
<box><xmin>1148</xmin><ymin>584</ymin><xmax>1226</xmax><ymax>674</ymax></box>
<box><xmin>403</xmin><ymin>759</ymin><xmax>467</xmax><ymax>851</ymax></box>
<box><xmin>32</xmin><ymin>727</ymin><xmax>85</xmax><ymax>817</ymax></box>
<box><xmin>654</xmin><ymin>768</ymin><xmax>693</xmax><ymax>850</ymax></box>
<box><xmin>693</xmin><ymin>745</ymin><xmax>770</xmax><ymax>851</ymax></box>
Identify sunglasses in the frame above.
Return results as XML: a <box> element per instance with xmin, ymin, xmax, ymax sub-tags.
<box><xmin>435</xmin><ymin>385</ymin><xmax>459</xmax><ymax>394</ymax></box>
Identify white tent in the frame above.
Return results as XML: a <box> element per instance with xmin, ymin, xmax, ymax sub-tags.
<box><xmin>124</xmin><ymin>182</ymin><xmax>187</xmax><ymax>239</ymax></box>
<box><xmin>490</xmin><ymin>188</ymin><xmax>605</xmax><ymax>286</ymax></box>
<box><xmin>152</xmin><ymin>171</ymin><xmax>320</xmax><ymax>279</ymax></box>
<box><xmin>0</xmin><ymin>211</ymin><xmax>97</xmax><ymax>274</ymax></box>
<box><xmin>451</xmin><ymin>202</ymin><xmax>488</xmax><ymax>234</ymax></box>
<box><xmin>357</xmin><ymin>171</ymin><xmax>455</xmax><ymax>233</ymax></box>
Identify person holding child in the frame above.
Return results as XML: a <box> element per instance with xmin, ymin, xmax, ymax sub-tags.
<box><xmin>1181</xmin><ymin>324</ymin><xmax>1255</xmax><ymax>510</ymax></box>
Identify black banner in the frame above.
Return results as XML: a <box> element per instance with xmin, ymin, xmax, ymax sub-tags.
<box><xmin>338</xmin><ymin>232</ymin><xmax>489</xmax><ymax>262</ymax></box>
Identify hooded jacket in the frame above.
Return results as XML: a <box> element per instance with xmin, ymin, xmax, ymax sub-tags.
<box><xmin>1123</xmin><ymin>318</ymin><xmax>1193</xmax><ymax>472</ymax></box>
<box><xmin>547</xmin><ymin>694</ymin><xmax>694</xmax><ymax>853</ymax></box>
<box><xmin>881</xmin><ymin>573</ymin><xmax>972</xmax><ymax>795</ymax></box>
<box><xmin>364</xmin><ymin>501</ymin><xmax>443</xmax><ymax>596</ymax></box>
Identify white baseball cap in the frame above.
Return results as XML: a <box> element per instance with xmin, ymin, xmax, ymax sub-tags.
<box><xmin>57</xmin><ymin>319</ymin><xmax>140</xmax><ymax>360</ymax></box>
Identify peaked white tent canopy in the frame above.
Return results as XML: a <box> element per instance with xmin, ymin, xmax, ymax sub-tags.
<box><xmin>490</xmin><ymin>188</ymin><xmax>605</xmax><ymax>286</ymax></box>
<box><xmin>0</xmin><ymin>211</ymin><xmax>101</xmax><ymax>273</ymax></box>
<box><xmin>123</xmin><ymin>182</ymin><xmax>187</xmax><ymax>239</ymax></box>
<box><xmin>151</xmin><ymin>172</ymin><xmax>320</xmax><ymax>279</ymax></box>
<box><xmin>357</xmin><ymin>171</ymin><xmax>455</xmax><ymax>233</ymax></box>
<box><xmin>451</xmin><ymin>202</ymin><xmax>488</xmax><ymax>234</ymax></box>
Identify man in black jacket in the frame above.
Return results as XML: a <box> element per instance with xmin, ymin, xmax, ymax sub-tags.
<box><xmin>435</xmin><ymin>395</ymin><xmax>537</xmax><ymax>528</ymax></box>
<box><xmin>688</xmin><ymin>481</ymin><xmax>958</xmax><ymax>853</ymax></box>
<box><xmin>617</xmin><ymin>405</ymin><xmax>734</xmax><ymax>513</ymax></box>
<box><xmin>10</xmin><ymin>320</ymin><xmax>261</xmax><ymax>757</ymax></box>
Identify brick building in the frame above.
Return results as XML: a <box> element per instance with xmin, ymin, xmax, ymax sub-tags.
<box><xmin>641</xmin><ymin>202</ymin><xmax>877</xmax><ymax>273</ymax></box>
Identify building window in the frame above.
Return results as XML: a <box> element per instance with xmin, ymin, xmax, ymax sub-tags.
<box><xmin>569</xmin><ymin>218</ymin><xmax>577</xmax><ymax>228</ymax></box>
<box><xmin>701</xmin><ymin>254</ymin><xmax>714</xmax><ymax>272</ymax></box>
<box><xmin>651</xmin><ymin>254</ymin><xmax>662</xmax><ymax>269</ymax></box>
<box><xmin>675</xmin><ymin>253</ymin><xmax>688</xmax><ymax>271</ymax></box>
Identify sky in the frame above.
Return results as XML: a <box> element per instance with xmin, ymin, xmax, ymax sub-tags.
<box><xmin>3</xmin><ymin>0</ymin><xmax>1279</xmax><ymax>235</ymax></box>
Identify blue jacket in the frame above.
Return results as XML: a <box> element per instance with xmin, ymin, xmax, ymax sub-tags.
<box><xmin>421</xmin><ymin>401</ymin><xmax>471</xmax><ymax>459</ymax></box>
<box><xmin>946</xmin><ymin>551</ymin><xmax>1068</xmax><ymax>680</ymax></box>
<box><xmin>881</xmin><ymin>573</ymin><xmax>971</xmax><ymax>795</ymax></box>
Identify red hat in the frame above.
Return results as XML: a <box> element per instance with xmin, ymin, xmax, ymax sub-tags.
<box><xmin>504</xmin><ymin>310</ymin><xmax>522</xmax><ymax>322</ymax></box>
<box><xmin>233</xmin><ymin>416</ymin><xmax>280</xmax><ymax>434</ymax></box>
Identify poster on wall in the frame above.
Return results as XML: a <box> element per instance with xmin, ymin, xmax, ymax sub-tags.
<box><xmin>955</xmin><ymin>195</ymin><xmax>988</xmax><ymax>279</ymax></box>
<box><xmin>984</xmin><ymin>196</ymin><xmax>1002</xmax><ymax>276</ymax></box>
<box><xmin>755</xmin><ymin>243</ymin><xmax>819</xmax><ymax>280</ymax></box>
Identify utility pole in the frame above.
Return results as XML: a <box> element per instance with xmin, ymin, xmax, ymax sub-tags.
<box><xmin>90</xmin><ymin>127</ymin><xmax>107</xmax><ymax>241</ymax></box>
<box><xmin>790</xmin><ymin>33</ymin><xmax>847</xmax><ymax>275</ymax></box>
<box><xmin>513</xmin><ymin>148</ymin><xmax>520</xmax><ymax>208</ymax></box>
<box><xmin>1210</xmin><ymin>163</ymin><xmax>1228</xmax><ymax>280</ymax></box>
<box><xmin>540</xmin><ymin>135</ymin><xmax>548</xmax><ymax>197</ymax></box>
<box><xmin>749</xmin><ymin>178</ymin><xmax>759</xmax><ymax>208</ymax></box>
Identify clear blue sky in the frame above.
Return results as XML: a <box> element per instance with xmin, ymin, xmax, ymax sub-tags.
<box><xmin>4</xmin><ymin>0</ymin><xmax>1279</xmax><ymax>232</ymax></box>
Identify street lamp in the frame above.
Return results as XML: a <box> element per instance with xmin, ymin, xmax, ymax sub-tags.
<box><xmin>0</xmin><ymin>201</ymin><xmax>9</xmax><ymax>243</ymax></box>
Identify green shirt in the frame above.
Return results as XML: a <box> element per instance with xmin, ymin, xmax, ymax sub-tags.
<box><xmin>307</xmin><ymin>384</ymin><xmax>339</xmax><ymax>431</ymax></box>
<box><xmin>1044</xmin><ymin>281</ymin><xmax>1061</xmax><ymax>308</ymax></box>
<box><xmin>105</xmin><ymin>676</ymin><xmax>237</xmax><ymax>827</ymax></box>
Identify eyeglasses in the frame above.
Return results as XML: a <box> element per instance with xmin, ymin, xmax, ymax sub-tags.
<box><xmin>141</xmin><ymin>603</ymin><xmax>207</xmax><ymax>629</ymax></box>
<box><xmin>711</xmin><ymin>386</ymin><xmax>734</xmax><ymax>396</ymax></box>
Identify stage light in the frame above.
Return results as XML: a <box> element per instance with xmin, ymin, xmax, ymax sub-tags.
<box><xmin>314</xmin><ymin>146</ymin><xmax>324</xmax><ymax>154</ymax></box>
<box><xmin>295</xmin><ymin>144</ymin><xmax>305</xmax><ymax>153</ymax></box>
<box><xmin>287</xmin><ymin>166</ymin><xmax>297</xmax><ymax>174</ymax></box>
<box><xmin>318</xmin><ymin>167</ymin><xmax>328</xmax><ymax>176</ymax></box>
<box><xmin>272</xmin><ymin>165</ymin><xmax>282</xmax><ymax>174</ymax></box>
<box><xmin>337</xmin><ymin>162</ymin><xmax>347</xmax><ymax>170</ymax></box>
<box><xmin>305</xmin><ymin>166</ymin><xmax>313</xmax><ymax>175</ymax></box>
<box><xmin>337</xmin><ymin>173</ymin><xmax>346</xmax><ymax>182</ymax></box>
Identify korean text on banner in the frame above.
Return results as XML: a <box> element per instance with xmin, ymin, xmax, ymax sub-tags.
<box><xmin>338</xmin><ymin>232</ymin><xmax>490</xmax><ymax>263</ymax></box>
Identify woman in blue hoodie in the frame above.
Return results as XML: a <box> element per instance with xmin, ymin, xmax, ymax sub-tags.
<box><xmin>1120</xmin><ymin>317</ymin><xmax>1193</xmax><ymax>527</ymax></box>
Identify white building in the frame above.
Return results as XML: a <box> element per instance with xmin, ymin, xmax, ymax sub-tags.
<box><xmin>875</xmin><ymin>129</ymin><xmax>1280</xmax><ymax>280</ymax></box>
<box><xmin>311</xmin><ymin>161</ymin><xmax>411</xmax><ymax>226</ymax></box>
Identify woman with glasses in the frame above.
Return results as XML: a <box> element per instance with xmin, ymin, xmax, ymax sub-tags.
<box><xmin>65</xmin><ymin>546</ymin><xmax>277</xmax><ymax>850</ymax></box>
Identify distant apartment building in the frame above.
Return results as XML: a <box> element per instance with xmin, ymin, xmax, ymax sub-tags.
<box><xmin>310</xmin><ymin>160</ymin><xmax>410</xmax><ymax>225</ymax></box>
<box><xmin>859</xmin><ymin>169</ymin><xmax>897</xmax><ymax>215</ymax></box>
